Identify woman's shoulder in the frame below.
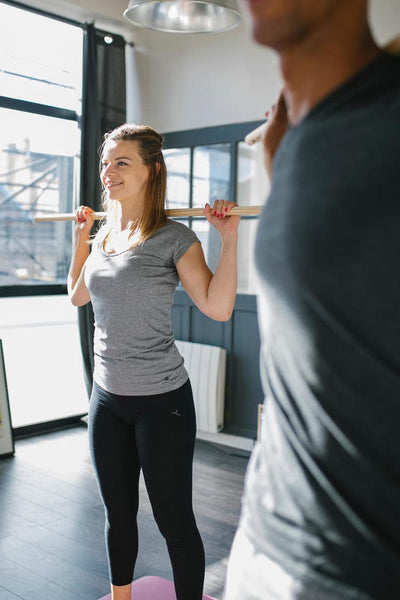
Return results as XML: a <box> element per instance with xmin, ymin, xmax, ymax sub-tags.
<box><xmin>151</xmin><ymin>219</ymin><xmax>199</xmax><ymax>262</ymax></box>
<box><xmin>157</xmin><ymin>219</ymin><xmax>198</xmax><ymax>239</ymax></box>
<box><xmin>164</xmin><ymin>218</ymin><xmax>192</xmax><ymax>232</ymax></box>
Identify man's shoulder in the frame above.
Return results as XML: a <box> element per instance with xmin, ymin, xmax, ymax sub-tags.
<box><xmin>308</xmin><ymin>53</ymin><xmax>400</xmax><ymax>124</ymax></box>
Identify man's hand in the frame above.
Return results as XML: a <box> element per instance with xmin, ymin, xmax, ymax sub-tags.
<box><xmin>263</xmin><ymin>91</ymin><xmax>289</xmax><ymax>180</ymax></box>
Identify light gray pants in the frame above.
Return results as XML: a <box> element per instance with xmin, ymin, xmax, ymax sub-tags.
<box><xmin>223</xmin><ymin>527</ymin><xmax>348</xmax><ymax>600</ymax></box>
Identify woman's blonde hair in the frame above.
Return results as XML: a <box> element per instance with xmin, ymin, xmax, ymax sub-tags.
<box><xmin>94</xmin><ymin>123</ymin><xmax>167</xmax><ymax>248</ymax></box>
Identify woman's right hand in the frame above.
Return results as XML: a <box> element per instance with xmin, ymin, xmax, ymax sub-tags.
<box><xmin>75</xmin><ymin>206</ymin><xmax>95</xmax><ymax>237</ymax></box>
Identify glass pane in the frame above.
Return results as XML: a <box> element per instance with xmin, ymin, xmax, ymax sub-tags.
<box><xmin>164</xmin><ymin>147</ymin><xmax>190</xmax><ymax>209</ymax></box>
<box><xmin>0</xmin><ymin>296</ymin><xmax>88</xmax><ymax>427</ymax></box>
<box><xmin>191</xmin><ymin>218</ymin><xmax>221</xmax><ymax>273</ymax></box>
<box><xmin>0</xmin><ymin>108</ymin><xmax>80</xmax><ymax>285</ymax></box>
<box><xmin>237</xmin><ymin>141</ymin><xmax>270</xmax><ymax>206</ymax></box>
<box><xmin>236</xmin><ymin>141</ymin><xmax>270</xmax><ymax>293</ymax></box>
<box><xmin>192</xmin><ymin>218</ymin><xmax>260</xmax><ymax>293</ymax></box>
<box><xmin>193</xmin><ymin>144</ymin><xmax>230</xmax><ymax>208</ymax></box>
<box><xmin>0</xmin><ymin>4</ymin><xmax>83</xmax><ymax>112</ymax></box>
<box><xmin>237</xmin><ymin>219</ymin><xmax>260</xmax><ymax>294</ymax></box>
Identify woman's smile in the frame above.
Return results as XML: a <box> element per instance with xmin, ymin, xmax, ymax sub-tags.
<box><xmin>105</xmin><ymin>180</ymin><xmax>122</xmax><ymax>190</ymax></box>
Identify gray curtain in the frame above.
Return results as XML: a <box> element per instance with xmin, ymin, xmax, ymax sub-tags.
<box><xmin>78</xmin><ymin>24</ymin><xmax>127</xmax><ymax>396</ymax></box>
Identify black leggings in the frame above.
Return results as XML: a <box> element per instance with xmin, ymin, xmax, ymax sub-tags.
<box><xmin>88</xmin><ymin>379</ymin><xmax>205</xmax><ymax>599</ymax></box>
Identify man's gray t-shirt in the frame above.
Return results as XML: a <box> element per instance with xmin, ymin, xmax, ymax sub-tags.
<box><xmin>84</xmin><ymin>219</ymin><xmax>199</xmax><ymax>396</ymax></box>
<box><xmin>243</xmin><ymin>53</ymin><xmax>400</xmax><ymax>599</ymax></box>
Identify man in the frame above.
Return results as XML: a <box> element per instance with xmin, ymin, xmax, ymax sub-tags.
<box><xmin>224</xmin><ymin>2</ymin><xmax>400</xmax><ymax>599</ymax></box>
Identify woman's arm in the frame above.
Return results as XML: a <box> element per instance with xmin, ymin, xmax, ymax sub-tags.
<box><xmin>67</xmin><ymin>206</ymin><xmax>94</xmax><ymax>307</ymax></box>
<box><xmin>176</xmin><ymin>200</ymin><xmax>240</xmax><ymax>322</ymax></box>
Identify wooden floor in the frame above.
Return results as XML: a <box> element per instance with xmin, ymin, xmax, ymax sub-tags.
<box><xmin>0</xmin><ymin>425</ymin><xmax>249</xmax><ymax>600</ymax></box>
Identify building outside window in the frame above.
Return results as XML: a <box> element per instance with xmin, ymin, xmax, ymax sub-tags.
<box><xmin>0</xmin><ymin>2</ymin><xmax>82</xmax><ymax>286</ymax></box>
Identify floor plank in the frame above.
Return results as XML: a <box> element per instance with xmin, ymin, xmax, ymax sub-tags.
<box><xmin>0</xmin><ymin>426</ymin><xmax>249</xmax><ymax>600</ymax></box>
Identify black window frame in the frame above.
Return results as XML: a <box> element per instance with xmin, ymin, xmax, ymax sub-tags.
<box><xmin>163</xmin><ymin>119</ymin><xmax>264</xmax><ymax>217</ymax></box>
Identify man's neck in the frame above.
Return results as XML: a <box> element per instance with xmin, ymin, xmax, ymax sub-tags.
<box><xmin>278</xmin><ymin>18</ymin><xmax>380</xmax><ymax>125</ymax></box>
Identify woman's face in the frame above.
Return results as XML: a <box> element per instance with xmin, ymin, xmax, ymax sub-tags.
<box><xmin>100</xmin><ymin>139</ymin><xmax>150</xmax><ymax>203</ymax></box>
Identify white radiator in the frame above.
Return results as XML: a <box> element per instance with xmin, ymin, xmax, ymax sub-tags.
<box><xmin>175</xmin><ymin>340</ymin><xmax>226</xmax><ymax>434</ymax></box>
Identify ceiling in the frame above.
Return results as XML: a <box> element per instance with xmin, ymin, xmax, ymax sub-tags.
<box><xmin>16</xmin><ymin>0</ymin><xmax>142</xmax><ymax>38</ymax></box>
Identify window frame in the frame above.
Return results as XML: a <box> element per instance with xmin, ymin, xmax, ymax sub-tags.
<box><xmin>163</xmin><ymin>120</ymin><xmax>264</xmax><ymax>244</ymax></box>
<box><xmin>163</xmin><ymin>119</ymin><xmax>264</xmax><ymax>208</ymax></box>
<box><xmin>163</xmin><ymin>120</ymin><xmax>266</xmax><ymax>293</ymax></box>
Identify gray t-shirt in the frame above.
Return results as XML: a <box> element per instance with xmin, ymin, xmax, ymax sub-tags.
<box><xmin>243</xmin><ymin>53</ymin><xmax>400</xmax><ymax>600</ymax></box>
<box><xmin>84</xmin><ymin>219</ymin><xmax>199</xmax><ymax>396</ymax></box>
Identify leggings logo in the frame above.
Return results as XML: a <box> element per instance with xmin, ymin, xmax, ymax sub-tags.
<box><xmin>170</xmin><ymin>409</ymin><xmax>182</xmax><ymax>417</ymax></box>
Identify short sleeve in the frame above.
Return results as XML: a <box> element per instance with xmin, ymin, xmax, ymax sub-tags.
<box><xmin>170</xmin><ymin>221</ymin><xmax>200</xmax><ymax>266</ymax></box>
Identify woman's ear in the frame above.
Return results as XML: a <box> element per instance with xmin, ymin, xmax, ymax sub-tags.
<box><xmin>149</xmin><ymin>161</ymin><xmax>160</xmax><ymax>180</ymax></box>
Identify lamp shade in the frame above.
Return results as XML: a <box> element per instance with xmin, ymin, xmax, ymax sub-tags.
<box><xmin>123</xmin><ymin>0</ymin><xmax>241</xmax><ymax>33</ymax></box>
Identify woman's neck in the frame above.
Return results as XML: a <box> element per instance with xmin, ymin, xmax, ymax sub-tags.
<box><xmin>114</xmin><ymin>199</ymin><xmax>143</xmax><ymax>231</ymax></box>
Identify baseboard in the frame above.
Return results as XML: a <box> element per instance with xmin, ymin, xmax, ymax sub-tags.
<box><xmin>14</xmin><ymin>414</ymin><xmax>88</xmax><ymax>439</ymax></box>
<box><xmin>196</xmin><ymin>430</ymin><xmax>255</xmax><ymax>453</ymax></box>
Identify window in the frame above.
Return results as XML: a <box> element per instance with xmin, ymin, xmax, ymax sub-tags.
<box><xmin>0</xmin><ymin>2</ymin><xmax>82</xmax><ymax>288</ymax></box>
<box><xmin>0</xmin><ymin>3</ymin><xmax>87</xmax><ymax>430</ymax></box>
<box><xmin>163</xmin><ymin>123</ymin><xmax>270</xmax><ymax>293</ymax></box>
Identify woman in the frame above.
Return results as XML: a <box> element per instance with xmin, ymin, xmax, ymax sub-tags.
<box><xmin>68</xmin><ymin>123</ymin><xmax>240</xmax><ymax>600</ymax></box>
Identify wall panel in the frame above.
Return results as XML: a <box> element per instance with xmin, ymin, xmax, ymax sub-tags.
<box><xmin>173</xmin><ymin>290</ymin><xmax>263</xmax><ymax>439</ymax></box>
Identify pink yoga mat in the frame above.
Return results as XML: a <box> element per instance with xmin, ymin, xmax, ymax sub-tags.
<box><xmin>98</xmin><ymin>575</ymin><xmax>218</xmax><ymax>600</ymax></box>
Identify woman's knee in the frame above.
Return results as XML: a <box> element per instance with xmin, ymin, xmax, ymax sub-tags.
<box><xmin>153</xmin><ymin>505</ymin><xmax>198</xmax><ymax>544</ymax></box>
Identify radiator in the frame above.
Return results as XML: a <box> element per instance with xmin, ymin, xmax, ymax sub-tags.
<box><xmin>175</xmin><ymin>340</ymin><xmax>226</xmax><ymax>434</ymax></box>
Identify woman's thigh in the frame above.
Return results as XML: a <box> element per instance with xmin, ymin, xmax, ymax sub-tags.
<box><xmin>135</xmin><ymin>380</ymin><xmax>197</xmax><ymax>524</ymax></box>
<box><xmin>88</xmin><ymin>382</ymin><xmax>141</xmax><ymax>512</ymax></box>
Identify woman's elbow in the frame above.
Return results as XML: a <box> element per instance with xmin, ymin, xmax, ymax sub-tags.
<box><xmin>206</xmin><ymin>306</ymin><xmax>233</xmax><ymax>322</ymax></box>
<box><xmin>68</xmin><ymin>289</ymin><xmax>90</xmax><ymax>307</ymax></box>
<box><xmin>73</xmin><ymin>299</ymin><xmax>90</xmax><ymax>308</ymax></box>
<box><xmin>219</xmin><ymin>310</ymin><xmax>234</xmax><ymax>322</ymax></box>
<box><xmin>70</xmin><ymin>296</ymin><xmax>83</xmax><ymax>307</ymax></box>
<box><xmin>192</xmin><ymin>292</ymin><xmax>234</xmax><ymax>321</ymax></box>
<box><xmin>70</xmin><ymin>296</ymin><xmax>81</xmax><ymax>307</ymax></box>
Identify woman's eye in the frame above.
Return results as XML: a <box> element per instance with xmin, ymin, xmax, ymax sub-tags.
<box><xmin>118</xmin><ymin>161</ymin><xmax>128</xmax><ymax>167</ymax></box>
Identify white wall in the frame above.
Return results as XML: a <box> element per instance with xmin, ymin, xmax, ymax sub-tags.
<box><xmin>128</xmin><ymin>24</ymin><xmax>281</xmax><ymax>132</ymax></box>
<box><xmin>369</xmin><ymin>0</ymin><xmax>400</xmax><ymax>46</ymax></box>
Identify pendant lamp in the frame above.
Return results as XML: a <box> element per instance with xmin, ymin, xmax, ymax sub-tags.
<box><xmin>124</xmin><ymin>0</ymin><xmax>241</xmax><ymax>33</ymax></box>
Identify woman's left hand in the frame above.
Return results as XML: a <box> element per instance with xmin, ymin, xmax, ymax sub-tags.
<box><xmin>204</xmin><ymin>200</ymin><xmax>240</xmax><ymax>234</ymax></box>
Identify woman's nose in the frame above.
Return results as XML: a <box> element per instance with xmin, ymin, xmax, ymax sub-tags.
<box><xmin>103</xmin><ymin>163</ymin><xmax>114</xmax><ymax>178</ymax></box>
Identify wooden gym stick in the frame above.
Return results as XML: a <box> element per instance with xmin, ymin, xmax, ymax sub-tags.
<box><xmin>34</xmin><ymin>205</ymin><xmax>262</xmax><ymax>222</ymax></box>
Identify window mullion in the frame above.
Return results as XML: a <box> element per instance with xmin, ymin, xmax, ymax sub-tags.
<box><xmin>189</xmin><ymin>146</ymin><xmax>194</xmax><ymax>229</ymax></box>
<box><xmin>230</xmin><ymin>141</ymin><xmax>238</xmax><ymax>205</ymax></box>
<box><xmin>0</xmin><ymin>96</ymin><xmax>78</xmax><ymax>122</ymax></box>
